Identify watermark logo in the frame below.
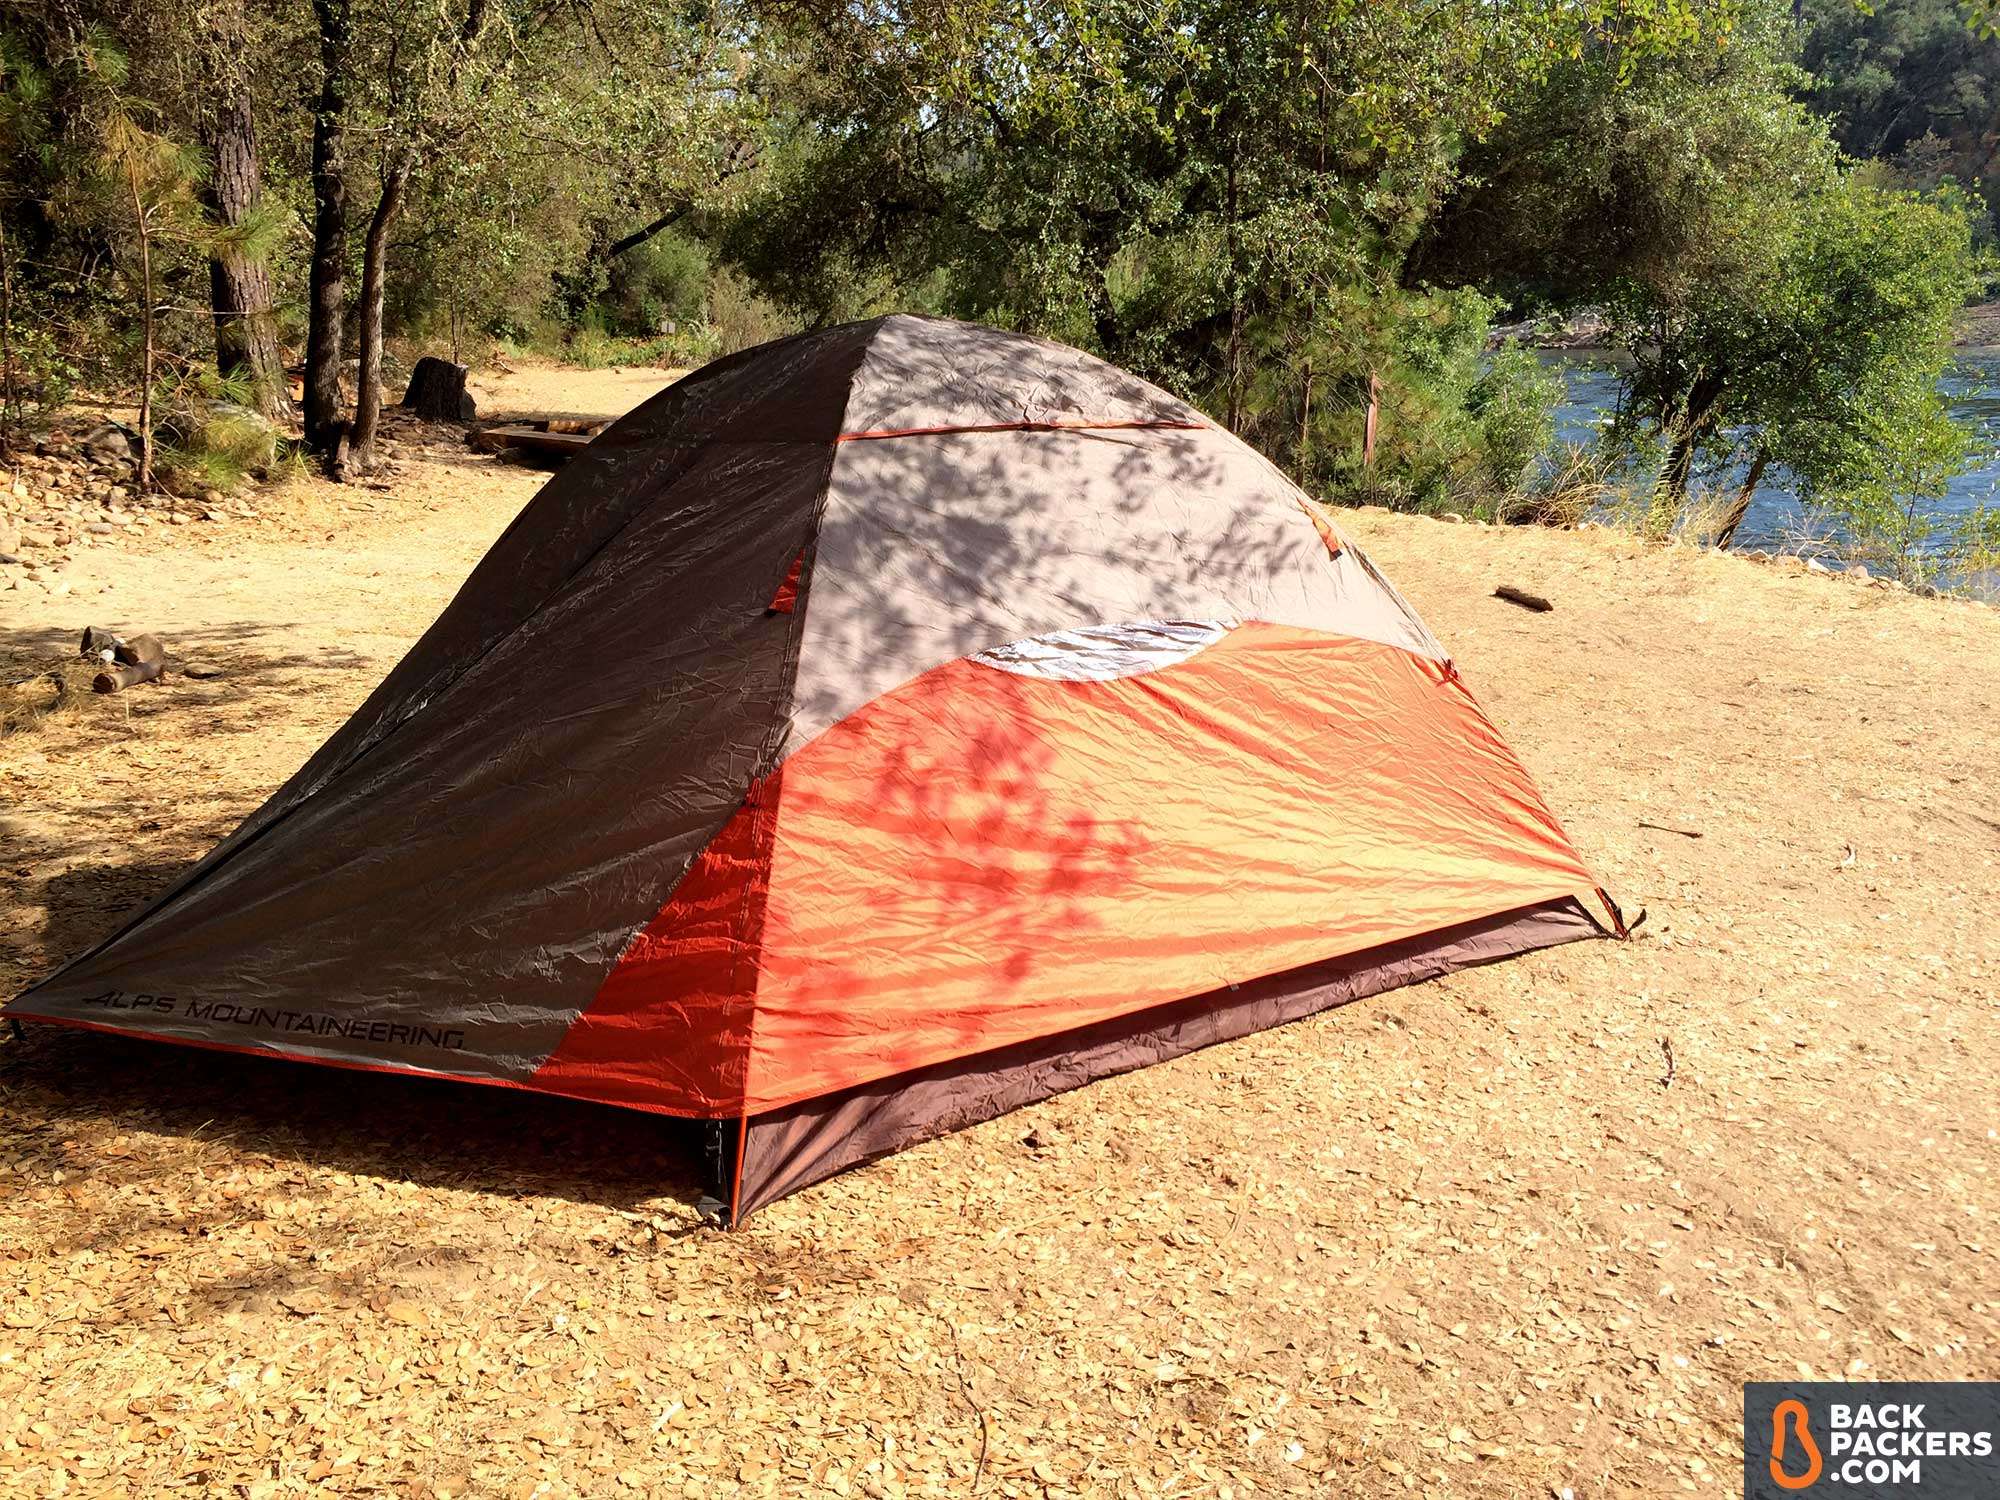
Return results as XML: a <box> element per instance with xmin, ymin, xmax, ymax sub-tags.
<box><xmin>1745</xmin><ymin>1384</ymin><xmax>2000</xmax><ymax>1498</ymax></box>
<box><xmin>1769</xmin><ymin>1398</ymin><xmax>1823</xmax><ymax>1490</ymax></box>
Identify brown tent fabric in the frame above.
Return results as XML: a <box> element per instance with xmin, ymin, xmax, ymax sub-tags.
<box><xmin>7</xmin><ymin>315</ymin><xmax>1618</xmax><ymax>1222</ymax></box>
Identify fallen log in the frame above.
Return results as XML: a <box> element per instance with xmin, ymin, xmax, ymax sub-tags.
<box><xmin>1493</xmin><ymin>585</ymin><xmax>1554</xmax><ymax>612</ymax></box>
<box><xmin>115</xmin><ymin>633</ymin><xmax>164</xmax><ymax>667</ymax></box>
<box><xmin>94</xmin><ymin>659</ymin><xmax>164</xmax><ymax>693</ymax></box>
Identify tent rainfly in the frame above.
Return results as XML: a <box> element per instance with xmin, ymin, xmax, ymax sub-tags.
<box><xmin>7</xmin><ymin>315</ymin><xmax>1625</xmax><ymax>1222</ymax></box>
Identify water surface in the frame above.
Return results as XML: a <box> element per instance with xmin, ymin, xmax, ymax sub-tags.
<box><xmin>1548</xmin><ymin>351</ymin><xmax>2000</xmax><ymax>591</ymax></box>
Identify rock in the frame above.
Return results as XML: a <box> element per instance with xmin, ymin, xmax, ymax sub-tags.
<box><xmin>182</xmin><ymin>662</ymin><xmax>226</xmax><ymax>680</ymax></box>
<box><xmin>1806</xmin><ymin>557</ymin><xmax>1831</xmax><ymax>573</ymax></box>
<box><xmin>1845</xmin><ymin>563</ymin><xmax>1870</xmax><ymax>580</ymax></box>
<box><xmin>85</xmin><ymin>522</ymin><xmax>113</xmax><ymax>535</ymax></box>
<box><xmin>0</xmin><ymin>515</ymin><xmax>16</xmax><ymax>554</ymax></box>
<box><xmin>81</xmin><ymin>424</ymin><xmax>134</xmax><ymax>461</ymax></box>
<box><xmin>202</xmin><ymin>489</ymin><xmax>224</xmax><ymax>507</ymax></box>
<box><xmin>1440</xmin><ymin>511</ymin><xmax>1467</xmax><ymax>524</ymax></box>
<box><xmin>0</xmin><ymin>553</ymin><xmax>20</xmax><ymax>566</ymax></box>
<box><xmin>106</xmin><ymin>485</ymin><xmax>128</xmax><ymax>504</ymax></box>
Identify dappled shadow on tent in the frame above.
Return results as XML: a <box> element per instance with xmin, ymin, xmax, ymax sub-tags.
<box><xmin>791</xmin><ymin>420</ymin><xmax>1365</xmax><ymax>743</ymax></box>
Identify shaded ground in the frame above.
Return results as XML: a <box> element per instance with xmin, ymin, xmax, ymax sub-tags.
<box><xmin>2</xmin><ymin>363</ymin><xmax>1996</xmax><ymax>1497</ymax></box>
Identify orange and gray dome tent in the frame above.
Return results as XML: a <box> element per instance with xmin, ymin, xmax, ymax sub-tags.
<box><xmin>7</xmin><ymin>316</ymin><xmax>1624</xmax><ymax>1222</ymax></box>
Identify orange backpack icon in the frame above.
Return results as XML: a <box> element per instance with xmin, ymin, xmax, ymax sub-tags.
<box><xmin>1770</xmin><ymin>1399</ymin><xmax>1824</xmax><ymax>1490</ymax></box>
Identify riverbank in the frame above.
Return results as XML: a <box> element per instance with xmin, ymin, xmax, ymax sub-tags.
<box><xmin>2</xmin><ymin>363</ymin><xmax>1996</xmax><ymax>1496</ymax></box>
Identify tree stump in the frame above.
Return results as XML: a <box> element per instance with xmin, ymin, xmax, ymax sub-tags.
<box><xmin>402</xmin><ymin>357</ymin><xmax>476</xmax><ymax>422</ymax></box>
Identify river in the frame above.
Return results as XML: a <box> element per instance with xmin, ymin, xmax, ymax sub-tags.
<box><xmin>1547</xmin><ymin>350</ymin><xmax>2000</xmax><ymax>594</ymax></box>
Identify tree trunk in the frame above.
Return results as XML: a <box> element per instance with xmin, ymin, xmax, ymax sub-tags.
<box><xmin>1363</xmin><ymin>372</ymin><xmax>1380</xmax><ymax>468</ymax></box>
<box><xmin>204</xmin><ymin>85</ymin><xmax>291</xmax><ymax>423</ymax></box>
<box><xmin>1714</xmin><ymin>447</ymin><xmax>1769</xmax><ymax>550</ymax></box>
<box><xmin>348</xmin><ymin>161</ymin><xmax>408</xmax><ymax>472</ymax></box>
<box><xmin>1297</xmin><ymin>355</ymin><xmax>1312</xmax><ymax>463</ymax></box>
<box><xmin>403</xmin><ymin>356</ymin><xmax>474</xmax><ymax>420</ymax></box>
<box><xmin>0</xmin><ymin>215</ymin><xmax>17</xmax><ymax>445</ymax></box>
<box><xmin>303</xmin><ymin>0</ymin><xmax>352</xmax><ymax>465</ymax></box>
<box><xmin>1660</xmin><ymin>372</ymin><xmax>1725</xmax><ymax>502</ymax></box>
<box><xmin>603</xmin><ymin>203</ymin><xmax>689</xmax><ymax>261</ymax></box>
<box><xmin>124</xmin><ymin>160</ymin><xmax>155</xmax><ymax>492</ymax></box>
<box><xmin>1224</xmin><ymin>136</ymin><xmax>1244</xmax><ymax>433</ymax></box>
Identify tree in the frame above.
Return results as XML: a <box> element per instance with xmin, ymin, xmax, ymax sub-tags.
<box><xmin>728</xmin><ymin>0</ymin><xmax>1737</xmax><ymax>500</ymax></box>
<box><xmin>94</xmin><ymin>106</ymin><xmax>212</xmax><ymax>490</ymax></box>
<box><xmin>198</xmin><ymin>0</ymin><xmax>290</xmax><ymax>423</ymax></box>
<box><xmin>345</xmin><ymin>0</ymin><xmax>496</xmax><ymax>471</ymax></box>
<box><xmin>0</xmin><ymin>30</ymin><xmax>52</xmax><ymax>447</ymax></box>
<box><xmin>302</xmin><ymin>0</ymin><xmax>351</xmax><ymax>462</ymax></box>
<box><xmin>1584</xmin><ymin>171</ymin><xmax>1976</xmax><ymax>522</ymax></box>
<box><xmin>1798</xmin><ymin>0</ymin><xmax>2000</xmax><ymax>238</ymax></box>
<box><xmin>1699</xmin><ymin>183</ymin><xmax>1977</xmax><ymax>547</ymax></box>
<box><xmin>1408</xmin><ymin>3</ymin><xmax>1977</xmax><ymax>525</ymax></box>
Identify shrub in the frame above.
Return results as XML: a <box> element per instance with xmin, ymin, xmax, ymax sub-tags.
<box><xmin>603</xmin><ymin>233</ymin><xmax>710</xmax><ymax>338</ymax></box>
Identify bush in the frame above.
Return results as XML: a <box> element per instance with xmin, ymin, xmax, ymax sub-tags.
<box><xmin>602</xmin><ymin>233</ymin><xmax>710</xmax><ymax>338</ymax></box>
<box><xmin>1469</xmin><ymin>347</ymin><xmax>1562</xmax><ymax>495</ymax></box>
<box><xmin>707</xmin><ymin>266</ymin><xmax>795</xmax><ymax>357</ymax></box>
<box><xmin>157</xmin><ymin>400</ymin><xmax>280</xmax><ymax>495</ymax></box>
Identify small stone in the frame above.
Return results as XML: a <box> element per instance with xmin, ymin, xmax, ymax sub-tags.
<box><xmin>182</xmin><ymin>663</ymin><xmax>226</xmax><ymax>680</ymax></box>
<box><xmin>202</xmin><ymin>488</ymin><xmax>224</xmax><ymax>506</ymax></box>
<box><xmin>85</xmin><ymin>522</ymin><xmax>113</xmax><ymax>535</ymax></box>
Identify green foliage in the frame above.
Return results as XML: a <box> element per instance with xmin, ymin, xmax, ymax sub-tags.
<box><xmin>1471</xmin><ymin>348</ymin><xmax>1565</xmax><ymax>497</ymax></box>
<box><xmin>1603</xmin><ymin>174</ymin><xmax>1977</xmax><ymax>533</ymax></box>
<box><xmin>1799</xmin><ymin>0</ymin><xmax>2000</xmax><ymax>238</ymax></box>
<box><xmin>602</xmin><ymin>232</ymin><xmax>710</xmax><ymax>337</ymax></box>
<box><xmin>156</xmin><ymin>366</ymin><xmax>278</xmax><ymax>495</ymax></box>
<box><xmin>732</xmin><ymin>0</ymin><xmax>1737</xmax><ymax>503</ymax></box>
<box><xmin>0</xmin><ymin>0</ymin><xmax>1991</xmax><ymax>593</ymax></box>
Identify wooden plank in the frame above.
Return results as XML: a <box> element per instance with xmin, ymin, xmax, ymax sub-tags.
<box><xmin>470</xmin><ymin>424</ymin><xmax>596</xmax><ymax>457</ymax></box>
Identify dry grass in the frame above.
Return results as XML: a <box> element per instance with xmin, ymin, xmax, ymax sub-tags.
<box><xmin>1498</xmin><ymin>443</ymin><xmax>1613</xmax><ymax>529</ymax></box>
<box><xmin>1</xmin><ymin>370</ymin><xmax>1996</xmax><ymax>1498</ymax></box>
<box><xmin>2</xmin><ymin>657</ymin><xmax>100</xmax><ymax>739</ymax></box>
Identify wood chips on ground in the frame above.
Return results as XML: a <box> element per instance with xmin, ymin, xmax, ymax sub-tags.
<box><xmin>2</xmin><ymin>366</ymin><xmax>1995</xmax><ymax>1497</ymax></box>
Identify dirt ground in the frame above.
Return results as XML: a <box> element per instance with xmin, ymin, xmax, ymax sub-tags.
<box><xmin>1</xmin><ymin>361</ymin><xmax>1995</xmax><ymax>1498</ymax></box>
